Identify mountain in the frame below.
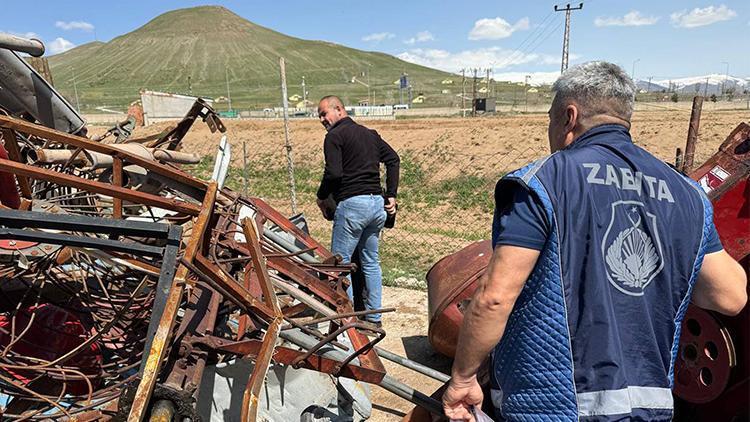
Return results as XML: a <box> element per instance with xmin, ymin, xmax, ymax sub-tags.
<box><xmin>652</xmin><ymin>74</ymin><xmax>748</xmax><ymax>95</ymax></box>
<box><xmin>47</xmin><ymin>6</ymin><xmax>455</xmax><ymax>111</ymax></box>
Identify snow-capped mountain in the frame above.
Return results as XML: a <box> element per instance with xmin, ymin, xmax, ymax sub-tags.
<box><xmin>650</xmin><ymin>74</ymin><xmax>748</xmax><ymax>95</ymax></box>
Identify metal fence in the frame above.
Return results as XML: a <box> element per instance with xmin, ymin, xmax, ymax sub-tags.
<box><xmin>186</xmin><ymin>131</ymin><xmax>549</xmax><ymax>288</ymax></box>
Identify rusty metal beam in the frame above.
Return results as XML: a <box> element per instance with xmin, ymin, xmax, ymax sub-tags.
<box><xmin>1</xmin><ymin>128</ymin><xmax>32</xmax><ymax>199</ymax></box>
<box><xmin>112</xmin><ymin>157</ymin><xmax>123</xmax><ymax>219</ymax></box>
<box><xmin>240</xmin><ymin>217</ymin><xmax>284</xmax><ymax>422</ymax></box>
<box><xmin>0</xmin><ymin>114</ymin><xmax>207</xmax><ymax>190</ymax></box>
<box><xmin>0</xmin><ymin>158</ymin><xmax>200</xmax><ymax>216</ymax></box>
<box><xmin>241</xmin><ymin>318</ymin><xmax>282</xmax><ymax>422</ymax></box>
<box><xmin>128</xmin><ymin>181</ymin><xmax>217</xmax><ymax>422</ymax></box>
<box><xmin>193</xmin><ymin>253</ymin><xmax>275</xmax><ymax>318</ymax></box>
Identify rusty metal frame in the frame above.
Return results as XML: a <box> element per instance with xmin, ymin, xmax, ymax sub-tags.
<box><xmin>240</xmin><ymin>217</ymin><xmax>283</xmax><ymax>422</ymax></box>
<box><xmin>0</xmin><ymin>114</ymin><xmax>206</xmax><ymax>190</ymax></box>
<box><xmin>128</xmin><ymin>181</ymin><xmax>217</xmax><ymax>421</ymax></box>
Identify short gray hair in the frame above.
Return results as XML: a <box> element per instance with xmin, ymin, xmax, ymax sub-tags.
<box><xmin>551</xmin><ymin>61</ymin><xmax>636</xmax><ymax>121</ymax></box>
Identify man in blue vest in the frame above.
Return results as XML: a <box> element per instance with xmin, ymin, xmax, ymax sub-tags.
<box><xmin>442</xmin><ymin>61</ymin><xmax>747</xmax><ymax>421</ymax></box>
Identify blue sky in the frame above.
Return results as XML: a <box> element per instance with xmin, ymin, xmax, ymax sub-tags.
<box><xmin>3</xmin><ymin>0</ymin><xmax>748</xmax><ymax>83</ymax></box>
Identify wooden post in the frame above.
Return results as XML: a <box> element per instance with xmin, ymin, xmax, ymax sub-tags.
<box><xmin>683</xmin><ymin>96</ymin><xmax>703</xmax><ymax>172</ymax></box>
<box><xmin>279</xmin><ymin>57</ymin><xmax>298</xmax><ymax>214</ymax></box>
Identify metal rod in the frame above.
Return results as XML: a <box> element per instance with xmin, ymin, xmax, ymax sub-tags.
<box><xmin>375</xmin><ymin>347</ymin><xmax>450</xmax><ymax>383</ymax></box>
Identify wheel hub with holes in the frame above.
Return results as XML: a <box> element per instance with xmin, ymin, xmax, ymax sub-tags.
<box><xmin>674</xmin><ymin>305</ymin><xmax>736</xmax><ymax>404</ymax></box>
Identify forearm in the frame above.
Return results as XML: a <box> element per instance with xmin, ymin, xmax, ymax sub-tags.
<box><xmin>451</xmin><ymin>285</ymin><xmax>514</xmax><ymax>380</ymax></box>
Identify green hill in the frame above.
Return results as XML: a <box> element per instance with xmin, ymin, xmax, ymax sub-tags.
<box><xmin>48</xmin><ymin>6</ymin><xmax>458</xmax><ymax>112</ymax></box>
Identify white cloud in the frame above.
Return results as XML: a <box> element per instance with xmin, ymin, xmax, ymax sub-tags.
<box><xmin>397</xmin><ymin>47</ymin><xmax>557</xmax><ymax>73</ymax></box>
<box><xmin>594</xmin><ymin>11</ymin><xmax>659</xmax><ymax>27</ymax></box>
<box><xmin>48</xmin><ymin>37</ymin><xmax>76</xmax><ymax>54</ymax></box>
<box><xmin>670</xmin><ymin>5</ymin><xmax>736</xmax><ymax>28</ymax></box>
<box><xmin>362</xmin><ymin>32</ymin><xmax>395</xmax><ymax>42</ymax></box>
<box><xmin>404</xmin><ymin>30</ymin><xmax>435</xmax><ymax>45</ymax></box>
<box><xmin>55</xmin><ymin>20</ymin><xmax>95</xmax><ymax>32</ymax></box>
<box><xmin>2</xmin><ymin>31</ymin><xmax>39</xmax><ymax>39</ymax></box>
<box><xmin>468</xmin><ymin>17</ymin><xmax>530</xmax><ymax>40</ymax></box>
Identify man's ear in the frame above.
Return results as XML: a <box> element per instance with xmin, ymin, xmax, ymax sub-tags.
<box><xmin>564</xmin><ymin>104</ymin><xmax>579</xmax><ymax>133</ymax></box>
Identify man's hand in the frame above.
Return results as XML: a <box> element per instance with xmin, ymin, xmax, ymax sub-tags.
<box><xmin>442</xmin><ymin>375</ymin><xmax>483</xmax><ymax>422</ymax></box>
<box><xmin>316</xmin><ymin>198</ymin><xmax>327</xmax><ymax>217</ymax></box>
<box><xmin>384</xmin><ymin>197</ymin><xmax>397</xmax><ymax>215</ymax></box>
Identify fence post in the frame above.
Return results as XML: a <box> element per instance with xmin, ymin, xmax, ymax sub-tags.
<box><xmin>279</xmin><ymin>57</ymin><xmax>298</xmax><ymax>214</ymax></box>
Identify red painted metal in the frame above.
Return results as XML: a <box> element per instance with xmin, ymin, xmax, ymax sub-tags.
<box><xmin>0</xmin><ymin>304</ymin><xmax>103</xmax><ymax>395</ymax></box>
<box><xmin>0</xmin><ymin>144</ymin><xmax>21</xmax><ymax>209</ymax></box>
<box><xmin>673</xmin><ymin>122</ymin><xmax>750</xmax><ymax>420</ymax></box>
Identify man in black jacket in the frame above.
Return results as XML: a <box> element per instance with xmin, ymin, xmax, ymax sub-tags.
<box><xmin>316</xmin><ymin>96</ymin><xmax>400</xmax><ymax>326</ymax></box>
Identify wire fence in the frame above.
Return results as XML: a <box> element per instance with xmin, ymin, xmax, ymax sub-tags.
<box><xmin>185</xmin><ymin>131</ymin><xmax>549</xmax><ymax>288</ymax></box>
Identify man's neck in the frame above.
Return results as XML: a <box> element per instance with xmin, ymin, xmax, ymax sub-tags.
<box><xmin>573</xmin><ymin>115</ymin><xmax>630</xmax><ymax>141</ymax></box>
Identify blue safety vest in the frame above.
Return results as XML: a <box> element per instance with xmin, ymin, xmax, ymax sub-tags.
<box><xmin>490</xmin><ymin>125</ymin><xmax>713</xmax><ymax>421</ymax></box>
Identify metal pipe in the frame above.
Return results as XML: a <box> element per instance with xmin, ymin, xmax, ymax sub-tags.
<box><xmin>280</xmin><ymin>328</ymin><xmax>444</xmax><ymax>416</ymax></box>
<box><xmin>379</xmin><ymin>374</ymin><xmax>445</xmax><ymax>416</ymax></box>
<box><xmin>263</xmin><ymin>229</ymin><xmax>317</xmax><ymax>263</ymax></box>
<box><xmin>375</xmin><ymin>346</ymin><xmax>451</xmax><ymax>383</ymax></box>
<box><xmin>0</xmin><ymin>33</ymin><xmax>44</xmax><ymax>56</ymax></box>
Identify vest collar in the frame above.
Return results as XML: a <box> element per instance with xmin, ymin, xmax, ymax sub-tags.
<box><xmin>565</xmin><ymin>124</ymin><xmax>632</xmax><ymax>151</ymax></box>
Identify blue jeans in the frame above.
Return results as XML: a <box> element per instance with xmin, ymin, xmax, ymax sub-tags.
<box><xmin>331</xmin><ymin>195</ymin><xmax>387</xmax><ymax>322</ymax></box>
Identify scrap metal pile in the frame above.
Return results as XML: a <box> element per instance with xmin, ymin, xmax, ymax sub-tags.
<box><xmin>0</xmin><ymin>36</ymin><xmax>445</xmax><ymax>421</ymax></box>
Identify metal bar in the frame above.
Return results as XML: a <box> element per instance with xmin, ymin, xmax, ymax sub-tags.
<box><xmin>240</xmin><ymin>318</ymin><xmax>282</xmax><ymax>422</ymax></box>
<box><xmin>0</xmin><ymin>114</ymin><xmax>206</xmax><ymax>190</ymax></box>
<box><xmin>140</xmin><ymin>225</ymin><xmax>182</xmax><ymax>370</ymax></box>
<box><xmin>192</xmin><ymin>254</ymin><xmax>275</xmax><ymax>319</ymax></box>
<box><xmin>375</xmin><ymin>347</ymin><xmax>451</xmax><ymax>383</ymax></box>
<box><xmin>240</xmin><ymin>216</ymin><xmax>284</xmax><ymax>422</ymax></box>
<box><xmin>248</xmin><ymin>197</ymin><xmax>332</xmax><ymax>259</ymax></box>
<box><xmin>242</xmin><ymin>217</ymin><xmax>282</xmax><ymax>316</ymax></box>
<box><xmin>128</xmin><ymin>181</ymin><xmax>217</xmax><ymax>422</ymax></box>
<box><xmin>0</xmin><ymin>227</ymin><xmax>163</xmax><ymax>256</ymax></box>
<box><xmin>112</xmin><ymin>157</ymin><xmax>123</xmax><ymax>219</ymax></box>
<box><xmin>196</xmin><ymin>335</ymin><xmax>387</xmax><ymax>383</ymax></box>
<box><xmin>379</xmin><ymin>374</ymin><xmax>445</xmax><ymax>417</ymax></box>
<box><xmin>1</xmin><ymin>128</ymin><xmax>32</xmax><ymax>198</ymax></box>
<box><xmin>0</xmin><ymin>208</ymin><xmax>172</xmax><ymax>238</ymax></box>
<box><xmin>0</xmin><ymin>158</ymin><xmax>201</xmax><ymax>216</ymax></box>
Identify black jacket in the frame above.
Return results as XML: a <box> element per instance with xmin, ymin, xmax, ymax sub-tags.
<box><xmin>317</xmin><ymin>117</ymin><xmax>400</xmax><ymax>202</ymax></box>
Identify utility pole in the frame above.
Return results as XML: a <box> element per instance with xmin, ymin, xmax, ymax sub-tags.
<box><xmin>524</xmin><ymin>75</ymin><xmax>531</xmax><ymax>113</ymax></box>
<box><xmin>225</xmin><ymin>67</ymin><xmax>232</xmax><ymax>111</ymax></box>
<box><xmin>187</xmin><ymin>75</ymin><xmax>192</xmax><ymax>95</ymax></box>
<box><xmin>484</xmin><ymin>68</ymin><xmax>490</xmax><ymax>98</ymax></box>
<box><xmin>279</xmin><ymin>57</ymin><xmax>298</xmax><ymax>214</ymax></box>
<box><xmin>301</xmin><ymin>76</ymin><xmax>307</xmax><ymax>111</ymax></box>
<box><xmin>647</xmin><ymin>76</ymin><xmax>653</xmax><ymax>93</ymax></box>
<box><xmin>703</xmin><ymin>76</ymin><xmax>709</xmax><ymax>97</ymax></box>
<box><xmin>555</xmin><ymin>3</ymin><xmax>584</xmax><ymax>73</ymax></box>
<box><xmin>631</xmin><ymin>58</ymin><xmax>640</xmax><ymax>81</ymax></box>
<box><xmin>461</xmin><ymin>69</ymin><xmax>466</xmax><ymax>117</ymax></box>
<box><xmin>472</xmin><ymin>68</ymin><xmax>478</xmax><ymax>117</ymax></box>
<box><xmin>366</xmin><ymin>66</ymin><xmax>371</xmax><ymax>105</ymax></box>
<box><xmin>721</xmin><ymin>61</ymin><xmax>729</xmax><ymax>98</ymax></box>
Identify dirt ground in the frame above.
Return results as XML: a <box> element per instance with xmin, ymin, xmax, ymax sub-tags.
<box><xmin>369</xmin><ymin>286</ymin><xmax>450</xmax><ymax>422</ymax></box>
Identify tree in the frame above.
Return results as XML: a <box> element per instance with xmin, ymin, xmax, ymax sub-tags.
<box><xmin>710</xmin><ymin>94</ymin><xmax>717</xmax><ymax>103</ymax></box>
<box><xmin>670</xmin><ymin>92</ymin><xmax>679</xmax><ymax>103</ymax></box>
